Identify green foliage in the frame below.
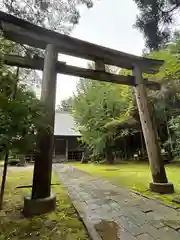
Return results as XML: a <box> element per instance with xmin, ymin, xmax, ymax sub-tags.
<box><xmin>0</xmin><ymin>36</ymin><xmax>48</xmax><ymax>155</ymax></box>
<box><xmin>169</xmin><ymin>116</ymin><xmax>180</xmax><ymax>155</ymax></box>
<box><xmin>147</xmin><ymin>39</ymin><xmax>180</xmax><ymax>117</ymax></box>
<box><xmin>121</xmin><ymin>34</ymin><xmax>180</xmax><ymax>125</ymax></box>
<box><xmin>0</xmin><ymin>82</ymin><xmax>48</xmax><ymax>154</ymax></box>
<box><xmin>143</xmin><ymin>36</ymin><xmax>180</xmax><ymax>153</ymax></box>
<box><xmin>146</xmin><ymin>49</ymin><xmax>180</xmax><ymax>83</ymax></box>
<box><xmin>134</xmin><ymin>0</ymin><xmax>180</xmax><ymax>50</ymax></box>
<box><xmin>0</xmin><ymin>33</ymin><xmax>42</xmax><ymax>91</ymax></box>
<box><xmin>72</xmin><ymin>78</ymin><xmax>133</xmax><ymax>160</ymax></box>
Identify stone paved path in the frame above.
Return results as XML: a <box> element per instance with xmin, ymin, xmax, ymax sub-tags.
<box><xmin>54</xmin><ymin>164</ymin><xmax>180</xmax><ymax>240</ymax></box>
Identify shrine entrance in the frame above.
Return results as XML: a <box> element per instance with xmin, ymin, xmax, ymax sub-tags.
<box><xmin>0</xmin><ymin>11</ymin><xmax>174</xmax><ymax>216</ymax></box>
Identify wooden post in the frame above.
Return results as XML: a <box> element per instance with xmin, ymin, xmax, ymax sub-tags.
<box><xmin>95</xmin><ymin>59</ymin><xmax>105</xmax><ymax>71</ymax></box>
<box><xmin>32</xmin><ymin>44</ymin><xmax>57</xmax><ymax>199</ymax></box>
<box><xmin>133</xmin><ymin>65</ymin><xmax>174</xmax><ymax>193</ymax></box>
<box><xmin>65</xmin><ymin>139</ymin><xmax>68</xmax><ymax>161</ymax></box>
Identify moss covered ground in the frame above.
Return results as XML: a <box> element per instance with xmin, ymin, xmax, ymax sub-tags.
<box><xmin>0</xmin><ymin>167</ymin><xmax>89</xmax><ymax>240</ymax></box>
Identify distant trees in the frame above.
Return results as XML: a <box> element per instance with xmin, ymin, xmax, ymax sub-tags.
<box><xmin>72</xmin><ymin>77</ymin><xmax>133</xmax><ymax>164</ymax></box>
<box><xmin>57</xmin><ymin>97</ymin><xmax>73</xmax><ymax>112</ymax></box>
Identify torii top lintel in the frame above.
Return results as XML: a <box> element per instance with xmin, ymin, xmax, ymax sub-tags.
<box><xmin>0</xmin><ymin>11</ymin><xmax>163</xmax><ymax>74</ymax></box>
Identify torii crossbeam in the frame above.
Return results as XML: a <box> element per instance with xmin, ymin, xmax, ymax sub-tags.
<box><xmin>0</xmin><ymin>11</ymin><xmax>174</xmax><ymax>217</ymax></box>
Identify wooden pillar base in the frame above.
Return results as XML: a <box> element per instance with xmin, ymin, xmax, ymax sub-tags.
<box><xmin>23</xmin><ymin>194</ymin><xmax>56</xmax><ymax>217</ymax></box>
<box><xmin>149</xmin><ymin>182</ymin><xmax>174</xmax><ymax>194</ymax></box>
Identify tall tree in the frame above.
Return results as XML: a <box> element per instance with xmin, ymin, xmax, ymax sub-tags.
<box><xmin>73</xmin><ymin>78</ymin><xmax>132</xmax><ymax>164</ymax></box>
<box><xmin>134</xmin><ymin>0</ymin><xmax>180</xmax><ymax>50</ymax></box>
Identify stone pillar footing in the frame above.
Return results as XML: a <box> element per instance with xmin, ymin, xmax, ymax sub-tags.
<box><xmin>23</xmin><ymin>194</ymin><xmax>56</xmax><ymax>217</ymax></box>
<box><xmin>149</xmin><ymin>182</ymin><xmax>174</xmax><ymax>194</ymax></box>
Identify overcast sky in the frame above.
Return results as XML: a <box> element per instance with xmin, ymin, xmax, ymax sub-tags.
<box><xmin>37</xmin><ymin>0</ymin><xmax>178</xmax><ymax>106</ymax></box>
<box><xmin>45</xmin><ymin>0</ymin><xmax>143</xmax><ymax>106</ymax></box>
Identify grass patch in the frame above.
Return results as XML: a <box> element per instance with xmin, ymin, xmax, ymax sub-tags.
<box><xmin>0</xmin><ymin>161</ymin><xmax>4</xmax><ymax>167</ymax></box>
<box><xmin>70</xmin><ymin>162</ymin><xmax>180</xmax><ymax>206</ymax></box>
<box><xmin>0</xmin><ymin>167</ymin><xmax>89</xmax><ymax>240</ymax></box>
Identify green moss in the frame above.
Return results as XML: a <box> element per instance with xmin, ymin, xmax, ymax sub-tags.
<box><xmin>0</xmin><ymin>169</ymin><xmax>89</xmax><ymax>240</ymax></box>
<box><xmin>71</xmin><ymin>162</ymin><xmax>180</xmax><ymax>207</ymax></box>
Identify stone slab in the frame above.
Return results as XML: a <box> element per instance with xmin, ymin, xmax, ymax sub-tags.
<box><xmin>53</xmin><ymin>164</ymin><xmax>180</xmax><ymax>240</ymax></box>
<box><xmin>163</xmin><ymin>220</ymin><xmax>180</xmax><ymax>231</ymax></box>
<box><xmin>137</xmin><ymin>233</ymin><xmax>155</xmax><ymax>240</ymax></box>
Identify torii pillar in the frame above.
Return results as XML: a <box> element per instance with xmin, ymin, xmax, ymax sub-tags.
<box><xmin>133</xmin><ymin>65</ymin><xmax>174</xmax><ymax>194</ymax></box>
<box><xmin>23</xmin><ymin>44</ymin><xmax>57</xmax><ymax>216</ymax></box>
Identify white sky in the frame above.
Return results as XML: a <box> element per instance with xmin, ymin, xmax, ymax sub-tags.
<box><xmin>36</xmin><ymin>0</ymin><xmax>180</xmax><ymax>106</ymax></box>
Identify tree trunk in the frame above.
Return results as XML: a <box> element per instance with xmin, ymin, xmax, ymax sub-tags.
<box><xmin>123</xmin><ymin>139</ymin><xmax>127</xmax><ymax>160</ymax></box>
<box><xmin>0</xmin><ymin>150</ymin><xmax>9</xmax><ymax>210</ymax></box>
<box><xmin>106</xmin><ymin>148</ymin><xmax>114</xmax><ymax>164</ymax></box>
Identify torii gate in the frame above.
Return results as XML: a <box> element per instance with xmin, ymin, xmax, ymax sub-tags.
<box><xmin>0</xmin><ymin>11</ymin><xmax>174</xmax><ymax>216</ymax></box>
